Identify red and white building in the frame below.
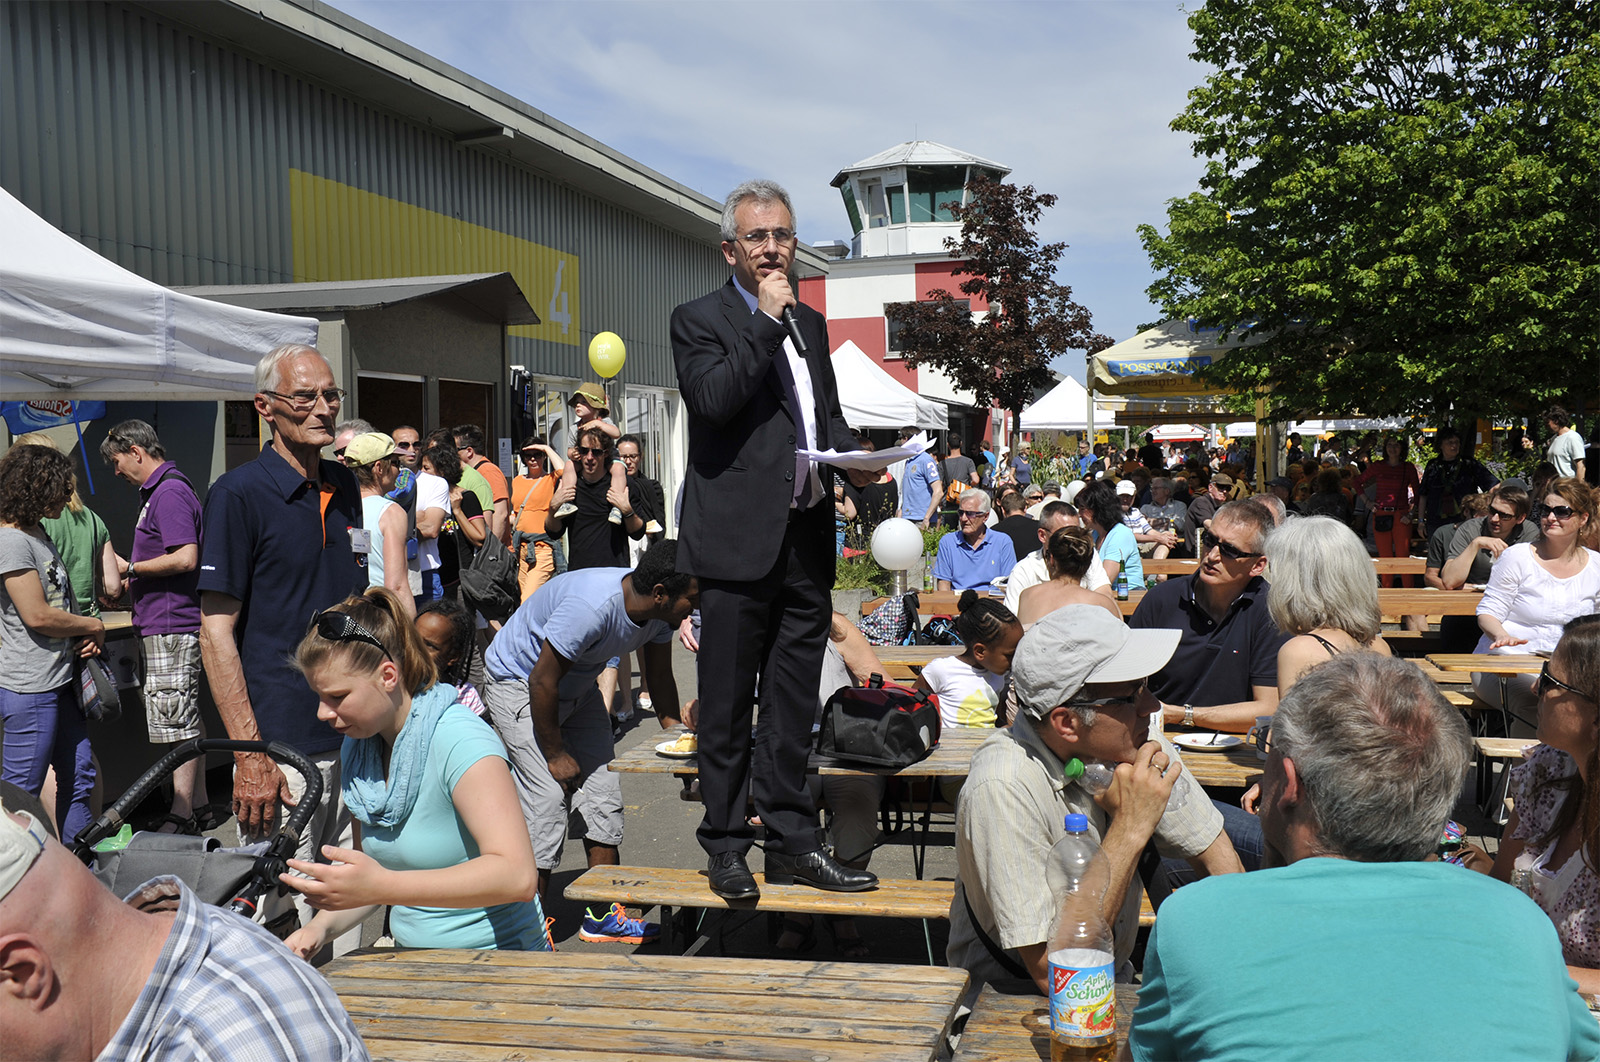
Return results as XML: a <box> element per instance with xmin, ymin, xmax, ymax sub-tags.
<box><xmin>796</xmin><ymin>141</ymin><xmax>1014</xmax><ymax>444</ymax></box>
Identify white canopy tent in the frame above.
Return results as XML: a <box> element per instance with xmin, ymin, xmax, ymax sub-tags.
<box><xmin>830</xmin><ymin>340</ymin><xmax>946</xmax><ymax>430</ymax></box>
<box><xmin>1150</xmin><ymin>423</ymin><xmax>1206</xmax><ymax>443</ymax></box>
<box><xmin>1019</xmin><ymin>374</ymin><xmax>1119</xmax><ymax>432</ymax></box>
<box><xmin>0</xmin><ymin>185</ymin><xmax>318</xmax><ymax>401</ymax></box>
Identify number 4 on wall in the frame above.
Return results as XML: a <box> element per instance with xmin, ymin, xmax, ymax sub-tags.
<box><xmin>548</xmin><ymin>260</ymin><xmax>572</xmax><ymax>335</ymax></box>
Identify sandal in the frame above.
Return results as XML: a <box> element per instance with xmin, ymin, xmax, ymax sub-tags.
<box><xmin>772</xmin><ymin>914</ymin><xmax>816</xmax><ymax>954</ymax></box>
<box><xmin>827</xmin><ymin>915</ymin><xmax>870</xmax><ymax>959</ymax></box>
<box><xmin>151</xmin><ymin>812</ymin><xmax>199</xmax><ymax>835</ymax></box>
<box><xmin>192</xmin><ymin>802</ymin><xmax>232</xmax><ymax>832</ymax></box>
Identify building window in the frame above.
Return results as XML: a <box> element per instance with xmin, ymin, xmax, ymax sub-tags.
<box><xmin>886</xmin><ymin>185</ymin><xmax>906</xmax><ymax>225</ymax></box>
<box><xmin>907</xmin><ymin>166</ymin><xmax>968</xmax><ymax>223</ymax></box>
<box><xmin>841</xmin><ymin>184</ymin><xmax>863</xmax><ymax>235</ymax></box>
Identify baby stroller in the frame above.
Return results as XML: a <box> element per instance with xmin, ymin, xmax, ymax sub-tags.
<box><xmin>70</xmin><ymin>737</ymin><xmax>322</xmax><ymax>919</ymax></box>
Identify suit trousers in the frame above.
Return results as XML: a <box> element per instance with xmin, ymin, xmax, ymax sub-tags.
<box><xmin>695</xmin><ymin>502</ymin><xmax>833</xmax><ymax>857</ymax></box>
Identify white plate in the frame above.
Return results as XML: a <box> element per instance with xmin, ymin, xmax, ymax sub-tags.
<box><xmin>655</xmin><ymin>738</ymin><xmax>698</xmax><ymax>759</ymax></box>
<box><xmin>1172</xmin><ymin>732</ymin><xmax>1244</xmax><ymax>752</ymax></box>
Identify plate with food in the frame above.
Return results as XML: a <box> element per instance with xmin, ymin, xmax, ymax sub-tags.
<box><xmin>655</xmin><ymin>733</ymin><xmax>699</xmax><ymax>759</ymax></box>
<box><xmin>1172</xmin><ymin>732</ymin><xmax>1244</xmax><ymax>752</ymax></box>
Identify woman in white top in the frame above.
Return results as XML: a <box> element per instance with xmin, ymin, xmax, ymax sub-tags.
<box><xmin>1473</xmin><ymin>478</ymin><xmax>1600</xmax><ymax>727</ymax></box>
<box><xmin>344</xmin><ymin>433</ymin><xmax>415</xmax><ymax>619</ymax></box>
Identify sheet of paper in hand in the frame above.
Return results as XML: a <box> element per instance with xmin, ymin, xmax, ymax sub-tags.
<box><xmin>801</xmin><ymin>432</ymin><xmax>931</xmax><ymax>472</ymax></box>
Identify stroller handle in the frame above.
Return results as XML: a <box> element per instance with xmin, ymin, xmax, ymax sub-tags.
<box><xmin>70</xmin><ymin>738</ymin><xmax>324</xmax><ymax>858</ymax></box>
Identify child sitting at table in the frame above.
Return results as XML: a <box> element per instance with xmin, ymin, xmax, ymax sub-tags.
<box><xmin>915</xmin><ymin>591</ymin><xmax>1021</xmax><ymax>729</ymax></box>
<box><xmin>281</xmin><ymin>588</ymin><xmax>550</xmax><ymax>956</ymax></box>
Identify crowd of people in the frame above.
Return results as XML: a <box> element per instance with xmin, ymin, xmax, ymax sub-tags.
<box><xmin>3</xmin><ymin>174</ymin><xmax>1600</xmax><ymax>1058</ymax></box>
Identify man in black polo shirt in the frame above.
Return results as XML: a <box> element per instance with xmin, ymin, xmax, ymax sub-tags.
<box><xmin>991</xmin><ymin>491</ymin><xmax>1039</xmax><ymax>563</ymax></box>
<box><xmin>197</xmin><ymin>343</ymin><xmax>365</xmax><ymax>940</ymax></box>
<box><xmin>545</xmin><ymin>424</ymin><xmax>646</xmax><ymax>570</ymax></box>
<box><xmin>1129</xmin><ymin>499</ymin><xmax>1288</xmax><ymax>734</ymax></box>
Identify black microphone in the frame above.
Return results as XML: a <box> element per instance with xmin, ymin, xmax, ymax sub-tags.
<box><xmin>781</xmin><ymin>306</ymin><xmax>807</xmax><ymax>353</ymax></box>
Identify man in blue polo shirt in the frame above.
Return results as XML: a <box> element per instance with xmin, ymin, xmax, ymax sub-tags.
<box><xmin>898</xmin><ymin>426</ymin><xmax>940</xmax><ymax>528</ymax></box>
<box><xmin>198</xmin><ymin>344</ymin><xmax>364</xmax><ymax>939</ymax></box>
<box><xmin>481</xmin><ymin>539</ymin><xmax>696</xmax><ymax>942</ymax></box>
<box><xmin>933</xmin><ymin>489</ymin><xmax>1017</xmax><ymax>591</ymax></box>
<box><xmin>1128</xmin><ymin>499</ymin><xmax>1288</xmax><ymax>735</ymax></box>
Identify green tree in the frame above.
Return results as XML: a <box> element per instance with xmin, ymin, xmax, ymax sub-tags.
<box><xmin>1138</xmin><ymin>0</ymin><xmax>1600</xmax><ymax>421</ymax></box>
<box><xmin>886</xmin><ymin>173</ymin><xmax>1111</xmax><ymax>448</ymax></box>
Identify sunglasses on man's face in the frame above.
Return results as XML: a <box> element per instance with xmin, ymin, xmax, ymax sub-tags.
<box><xmin>576</xmin><ymin>446</ymin><xmax>608</xmax><ymax>457</ymax></box>
<box><xmin>394</xmin><ymin>441</ymin><xmax>417</xmax><ymax>450</ymax></box>
<box><xmin>308</xmin><ymin>610</ymin><xmax>392</xmax><ymax>662</ymax></box>
<box><xmin>1200</xmin><ymin>529</ymin><xmax>1260</xmax><ymax>561</ymax></box>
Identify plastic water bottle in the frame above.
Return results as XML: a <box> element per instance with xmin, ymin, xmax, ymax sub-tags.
<box><xmin>1044</xmin><ymin>814</ymin><xmax>1117</xmax><ymax>1062</ymax></box>
<box><xmin>1079</xmin><ymin>759</ymin><xmax>1191</xmax><ymax>816</ymax></box>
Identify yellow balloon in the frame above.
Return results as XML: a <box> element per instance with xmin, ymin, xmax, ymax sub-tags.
<box><xmin>588</xmin><ymin>331</ymin><xmax>626</xmax><ymax>379</ymax></box>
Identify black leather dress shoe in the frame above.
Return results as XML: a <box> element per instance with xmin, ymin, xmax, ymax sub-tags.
<box><xmin>764</xmin><ymin>849</ymin><xmax>879</xmax><ymax>892</ymax></box>
<box><xmin>707</xmin><ymin>851</ymin><xmax>760</xmax><ymax>900</ymax></box>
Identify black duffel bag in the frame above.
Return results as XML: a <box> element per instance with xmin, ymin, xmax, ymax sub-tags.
<box><xmin>815</xmin><ymin>674</ymin><xmax>941</xmax><ymax>769</ymax></box>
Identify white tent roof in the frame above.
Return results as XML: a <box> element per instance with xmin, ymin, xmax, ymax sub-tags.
<box><xmin>1224</xmin><ymin>421</ymin><xmax>1257</xmax><ymax>437</ymax></box>
<box><xmin>1150</xmin><ymin>423</ymin><xmax>1206</xmax><ymax>442</ymax></box>
<box><xmin>0</xmin><ymin>186</ymin><xmax>318</xmax><ymax>401</ymax></box>
<box><xmin>1019</xmin><ymin>374</ymin><xmax>1117</xmax><ymax>432</ymax></box>
<box><xmin>830</xmin><ymin>340</ymin><xmax>946</xmax><ymax>430</ymax></box>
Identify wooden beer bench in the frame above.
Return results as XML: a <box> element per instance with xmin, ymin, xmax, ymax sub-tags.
<box><xmin>565</xmin><ymin>866</ymin><xmax>1156</xmax><ymax>964</ymax></box>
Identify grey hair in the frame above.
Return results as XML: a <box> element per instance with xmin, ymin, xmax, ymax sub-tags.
<box><xmin>254</xmin><ymin>343</ymin><xmax>324</xmax><ymax>394</ymax></box>
<box><xmin>959</xmin><ymin>487</ymin><xmax>992</xmax><ymax>514</ymax></box>
<box><xmin>1214</xmin><ymin>498</ymin><xmax>1274</xmax><ymax>554</ymax></box>
<box><xmin>1272</xmin><ymin>653</ymin><xmax>1471</xmax><ymax>862</ymax></box>
<box><xmin>1251</xmin><ymin>492</ymin><xmax>1287</xmax><ymax>525</ymax></box>
<box><xmin>335</xmin><ymin>419</ymin><xmax>374</xmax><ymax>444</ymax></box>
<box><xmin>1150</xmin><ymin>477</ymin><xmax>1172</xmax><ymax>493</ymax></box>
<box><xmin>1266</xmin><ymin>516</ymin><xmax>1381</xmax><ymax>642</ymax></box>
<box><xmin>720</xmin><ymin>179</ymin><xmax>795</xmax><ymax>242</ymax></box>
<box><xmin>99</xmin><ymin>419</ymin><xmax>165</xmax><ymax>464</ymax></box>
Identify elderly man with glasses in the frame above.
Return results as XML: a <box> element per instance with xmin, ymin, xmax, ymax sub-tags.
<box><xmin>948</xmin><ymin>606</ymin><xmax>1241</xmax><ymax>993</ymax></box>
<box><xmin>195</xmin><ymin>343</ymin><xmax>365</xmax><ymax>948</ymax></box>
<box><xmin>932</xmin><ymin>488</ymin><xmax>1018</xmax><ymax>592</ymax></box>
<box><xmin>1130</xmin><ymin>498</ymin><xmax>1290</xmax><ymax>735</ymax></box>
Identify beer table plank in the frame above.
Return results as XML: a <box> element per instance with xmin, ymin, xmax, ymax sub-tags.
<box><xmin>1426</xmin><ymin>653</ymin><xmax>1546</xmax><ymax>675</ymax></box>
<box><xmin>611</xmin><ymin>724</ymin><xmax>992</xmax><ymax>779</ymax></box>
<box><xmin>326</xmin><ymin>949</ymin><xmax>969</xmax><ymax>1062</ymax></box>
<box><xmin>1172</xmin><ymin>742</ymin><xmax>1262</xmax><ymax>790</ymax></box>
<box><xmin>953</xmin><ymin>983</ymin><xmax>1140</xmax><ymax>1061</ymax></box>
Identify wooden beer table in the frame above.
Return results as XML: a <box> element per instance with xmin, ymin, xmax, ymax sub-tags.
<box><xmin>1427</xmin><ymin>652</ymin><xmax>1545</xmax><ymax>736</ymax></box>
<box><xmin>954</xmin><ymin>983</ymin><xmax>1140</xmax><ymax>1061</ymax></box>
<box><xmin>324</xmin><ymin>948</ymin><xmax>970</xmax><ymax>1061</ymax></box>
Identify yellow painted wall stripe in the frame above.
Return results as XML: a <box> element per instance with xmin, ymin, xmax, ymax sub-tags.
<box><xmin>289</xmin><ymin>169</ymin><xmax>579</xmax><ymax>347</ymax></box>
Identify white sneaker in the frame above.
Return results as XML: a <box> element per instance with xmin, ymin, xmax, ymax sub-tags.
<box><xmin>608</xmin><ymin>506</ymin><xmax>623</xmax><ymax>525</ymax></box>
<box><xmin>554</xmin><ymin>502</ymin><xmax>577</xmax><ymax>519</ymax></box>
<box><xmin>636</xmin><ymin>693</ymin><xmax>653</xmax><ymax>713</ymax></box>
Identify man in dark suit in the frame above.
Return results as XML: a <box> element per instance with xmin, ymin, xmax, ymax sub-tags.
<box><xmin>670</xmin><ymin>179</ymin><xmax>878</xmax><ymax>900</ymax></box>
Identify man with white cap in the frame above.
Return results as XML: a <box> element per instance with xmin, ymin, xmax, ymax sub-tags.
<box><xmin>0</xmin><ymin>782</ymin><xmax>367</xmax><ymax>1060</ymax></box>
<box><xmin>947</xmin><ymin>606</ymin><xmax>1242</xmax><ymax>992</ymax></box>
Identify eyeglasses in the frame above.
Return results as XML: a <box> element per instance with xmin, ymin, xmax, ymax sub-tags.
<box><xmin>1200</xmin><ymin>529</ymin><xmax>1260</xmax><ymax>561</ymax></box>
<box><xmin>734</xmin><ymin>228</ymin><xmax>796</xmax><ymax>247</ymax></box>
<box><xmin>576</xmin><ymin>446</ymin><xmax>609</xmax><ymax>457</ymax></box>
<box><xmin>1065</xmin><ymin>680</ymin><xmax>1150</xmax><ymax>711</ymax></box>
<box><xmin>1537</xmin><ymin>663</ymin><xmax>1593</xmax><ymax>702</ymax></box>
<box><xmin>260</xmin><ymin>388</ymin><xmax>346</xmax><ymax>410</ymax></box>
<box><xmin>394</xmin><ymin>441</ymin><xmax>417</xmax><ymax>450</ymax></box>
<box><xmin>1486</xmin><ymin>506</ymin><xmax>1518</xmax><ymax>521</ymax></box>
<box><xmin>958</xmin><ymin>509</ymin><xmax>988</xmax><ymax>520</ymax></box>
<box><xmin>1248</xmin><ymin>722</ymin><xmax>1274</xmax><ymax>754</ymax></box>
<box><xmin>1533</xmin><ymin>503</ymin><xmax>1577</xmax><ymax>522</ymax></box>
<box><xmin>308</xmin><ymin>610</ymin><xmax>392</xmax><ymax>662</ymax></box>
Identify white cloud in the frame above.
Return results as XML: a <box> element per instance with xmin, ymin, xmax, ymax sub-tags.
<box><xmin>333</xmin><ymin>0</ymin><xmax>1213</xmax><ymax>357</ymax></box>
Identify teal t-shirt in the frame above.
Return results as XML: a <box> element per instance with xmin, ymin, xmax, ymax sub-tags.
<box><xmin>1130</xmin><ymin>858</ymin><xmax>1600</xmax><ymax>1061</ymax></box>
<box><xmin>1099</xmin><ymin>521</ymin><xmax>1143</xmax><ymax>587</ymax></box>
<box><xmin>359</xmin><ymin>706</ymin><xmax>548</xmax><ymax>950</ymax></box>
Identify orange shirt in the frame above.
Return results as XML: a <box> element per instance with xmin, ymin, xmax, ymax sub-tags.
<box><xmin>473</xmin><ymin>457</ymin><xmax>510</xmax><ymax>506</ymax></box>
<box><xmin>510</xmin><ymin>474</ymin><xmax>557</xmax><ymax>536</ymax></box>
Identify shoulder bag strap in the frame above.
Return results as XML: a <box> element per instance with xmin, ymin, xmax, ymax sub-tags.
<box><xmin>961</xmin><ymin>887</ymin><xmax>1033</xmax><ymax>981</ymax></box>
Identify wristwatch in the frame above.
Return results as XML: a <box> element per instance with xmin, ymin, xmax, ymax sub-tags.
<box><xmin>1183</xmin><ymin>704</ymin><xmax>1195</xmax><ymax>728</ymax></box>
<box><xmin>127</xmin><ymin>561</ymin><xmax>137</xmax><ymax>579</ymax></box>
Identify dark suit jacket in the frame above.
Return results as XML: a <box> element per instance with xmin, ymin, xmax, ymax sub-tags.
<box><xmin>671</xmin><ymin>278</ymin><xmax>856</xmax><ymax>582</ymax></box>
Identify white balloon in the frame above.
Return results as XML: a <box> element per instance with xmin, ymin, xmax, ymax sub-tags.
<box><xmin>871</xmin><ymin>518</ymin><xmax>924</xmax><ymax>571</ymax></box>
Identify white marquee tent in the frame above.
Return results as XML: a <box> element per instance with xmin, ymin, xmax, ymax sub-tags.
<box><xmin>0</xmin><ymin>185</ymin><xmax>318</xmax><ymax>401</ymax></box>
<box><xmin>830</xmin><ymin>340</ymin><xmax>946</xmax><ymax>430</ymax></box>
<box><xmin>1019</xmin><ymin>374</ymin><xmax>1118</xmax><ymax>432</ymax></box>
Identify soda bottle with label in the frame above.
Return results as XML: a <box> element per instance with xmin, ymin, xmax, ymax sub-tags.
<box><xmin>1044</xmin><ymin>813</ymin><xmax>1116</xmax><ymax>1062</ymax></box>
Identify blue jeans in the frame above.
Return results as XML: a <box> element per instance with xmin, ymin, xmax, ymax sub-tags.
<box><xmin>0</xmin><ymin>682</ymin><xmax>95</xmax><ymax>841</ymax></box>
<box><xmin>416</xmin><ymin>569</ymin><xmax>444</xmax><ymax>610</ymax></box>
<box><xmin>1147</xmin><ymin>798</ymin><xmax>1264</xmax><ymax>908</ymax></box>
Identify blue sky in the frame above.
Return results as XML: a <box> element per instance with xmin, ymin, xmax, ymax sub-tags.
<box><xmin>330</xmin><ymin>0</ymin><xmax>1212</xmax><ymax>381</ymax></box>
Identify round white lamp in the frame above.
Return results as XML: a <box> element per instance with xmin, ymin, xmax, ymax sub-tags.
<box><xmin>871</xmin><ymin>518</ymin><xmax>925</xmax><ymax>596</ymax></box>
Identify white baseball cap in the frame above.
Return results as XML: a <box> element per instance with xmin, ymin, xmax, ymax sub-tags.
<box><xmin>1116</xmin><ymin>479</ymin><xmax>1137</xmax><ymax>497</ymax></box>
<box><xmin>0</xmin><ymin>789</ymin><xmax>49</xmax><ymax>904</ymax></box>
<box><xmin>1013</xmin><ymin>606</ymin><xmax>1180</xmax><ymax>719</ymax></box>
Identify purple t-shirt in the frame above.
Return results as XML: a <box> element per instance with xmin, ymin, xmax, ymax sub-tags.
<box><xmin>131</xmin><ymin>462</ymin><xmax>203</xmax><ymax>634</ymax></box>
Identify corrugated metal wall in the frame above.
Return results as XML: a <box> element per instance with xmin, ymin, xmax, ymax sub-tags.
<box><xmin>0</xmin><ymin>0</ymin><xmax>727</xmax><ymax>389</ymax></box>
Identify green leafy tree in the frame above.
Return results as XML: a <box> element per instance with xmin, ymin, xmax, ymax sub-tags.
<box><xmin>1138</xmin><ymin>0</ymin><xmax>1600</xmax><ymax>422</ymax></box>
<box><xmin>886</xmin><ymin>173</ymin><xmax>1112</xmax><ymax>449</ymax></box>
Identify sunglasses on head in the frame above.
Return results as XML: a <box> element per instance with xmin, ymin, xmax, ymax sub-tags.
<box><xmin>308</xmin><ymin>610</ymin><xmax>392</xmax><ymax>662</ymax></box>
<box><xmin>1533</xmin><ymin>503</ymin><xmax>1576</xmax><ymax>521</ymax></box>
<box><xmin>1200</xmin><ymin>528</ymin><xmax>1260</xmax><ymax>561</ymax></box>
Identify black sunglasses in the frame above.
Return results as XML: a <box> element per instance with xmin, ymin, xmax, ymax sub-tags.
<box><xmin>1200</xmin><ymin>528</ymin><xmax>1260</xmax><ymax>561</ymax></box>
<box><xmin>1537</xmin><ymin>663</ymin><xmax>1593</xmax><ymax>703</ymax></box>
<box><xmin>308</xmin><ymin>610</ymin><xmax>392</xmax><ymax>662</ymax></box>
<box><xmin>1533</xmin><ymin>503</ymin><xmax>1577</xmax><ymax>522</ymax></box>
<box><xmin>576</xmin><ymin>446</ymin><xmax>609</xmax><ymax>457</ymax></box>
